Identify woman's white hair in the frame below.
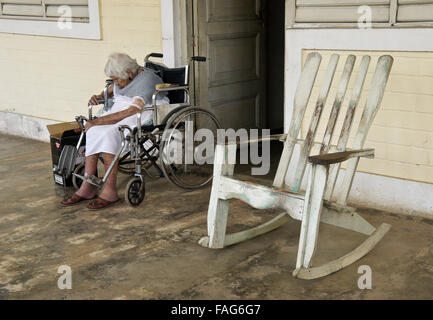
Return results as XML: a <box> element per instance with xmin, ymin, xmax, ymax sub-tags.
<box><xmin>104</xmin><ymin>52</ymin><xmax>140</xmax><ymax>79</ymax></box>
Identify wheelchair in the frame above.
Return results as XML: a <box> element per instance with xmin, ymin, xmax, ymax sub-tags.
<box><xmin>69</xmin><ymin>53</ymin><xmax>221</xmax><ymax>207</ymax></box>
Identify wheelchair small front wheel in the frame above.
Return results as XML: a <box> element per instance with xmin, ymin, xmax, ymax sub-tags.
<box><xmin>125</xmin><ymin>177</ymin><xmax>145</xmax><ymax>207</ymax></box>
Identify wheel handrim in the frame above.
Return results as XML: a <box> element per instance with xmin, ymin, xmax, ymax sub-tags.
<box><xmin>160</xmin><ymin>108</ymin><xmax>221</xmax><ymax>190</ymax></box>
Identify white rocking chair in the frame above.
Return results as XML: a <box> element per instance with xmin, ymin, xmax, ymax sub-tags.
<box><xmin>199</xmin><ymin>52</ymin><xmax>394</xmax><ymax>279</ymax></box>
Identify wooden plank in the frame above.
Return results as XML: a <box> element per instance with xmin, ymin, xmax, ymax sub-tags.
<box><xmin>205</xmin><ymin>144</ymin><xmax>236</xmax><ymax>249</ymax></box>
<box><xmin>204</xmin><ymin>175</ymin><xmax>305</xmax><ymax>248</ymax></box>
<box><xmin>397</xmin><ymin>3</ymin><xmax>433</xmax><ymax>22</ymax></box>
<box><xmin>2</xmin><ymin>4</ymin><xmax>44</xmax><ymax>16</ymax></box>
<box><xmin>290</xmin><ymin>54</ymin><xmax>339</xmax><ymax>192</ymax></box>
<box><xmin>399</xmin><ymin>0</ymin><xmax>433</xmax><ymax>4</ymax></box>
<box><xmin>309</xmin><ymin>148</ymin><xmax>374</xmax><ymax>165</ymax></box>
<box><xmin>337</xmin><ymin>55</ymin><xmax>394</xmax><ymax>205</ymax></box>
<box><xmin>295</xmin><ymin>6</ymin><xmax>390</xmax><ymax>23</ymax></box>
<box><xmin>274</xmin><ymin>52</ymin><xmax>322</xmax><ymax>188</ymax></box>
<box><xmin>224</xmin><ymin>213</ymin><xmax>291</xmax><ymax>247</ymax></box>
<box><xmin>321</xmin><ymin>205</ymin><xmax>376</xmax><ymax>236</ymax></box>
<box><xmin>219</xmin><ymin>176</ymin><xmax>304</xmax><ymax>221</ymax></box>
<box><xmin>335</xmin><ymin>56</ymin><xmax>371</xmax><ymax>150</ymax></box>
<box><xmin>293</xmin><ymin>223</ymin><xmax>391</xmax><ymax>279</ymax></box>
<box><xmin>324</xmin><ymin>56</ymin><xmax>371</xmax><ymax>201</ymax></box>
<box><xmin>390</xmin><ymin>0</ymin><xmax>398</xmax><ymax>24</ymax></box>
<box><xmin>296</xmin><ymin>0</ymin><xmax>390</xmax><ymax>6</ymax></box>
<box><xmin>296</xmin><ymin>164</ymin><xmax>329</xmax><ymax>269</ymax></box>
<box><xmin>286</xmin><ymin>0</ymin><xmax>296</xmax><ymax>28</ymax></box>
<box><xmin>320</xmin><ymin>55</ymin><xmax>356</xmax><ymax>154</ymax></box>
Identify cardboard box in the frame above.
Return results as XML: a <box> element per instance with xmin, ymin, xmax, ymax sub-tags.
<box><xmin>46</xmin><ymin>122</ymin><xmax>86</xmax><ymax>187</ymax></box>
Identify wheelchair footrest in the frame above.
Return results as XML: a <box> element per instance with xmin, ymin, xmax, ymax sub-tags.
<box><xmin>72</xmin><ymin>173</ymin><xmax>103</xmax><ymax>188</ymax></box>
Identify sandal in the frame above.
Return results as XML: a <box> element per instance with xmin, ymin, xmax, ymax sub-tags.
<box><xmin>87</xmin><ymin>197</ymin><xmax>120</xmax><ymax>211</ymax></box>
<box><xmin>61</xmin><ymin>194</ymin><xmax>96</xmax><ymax>207</ymax></box>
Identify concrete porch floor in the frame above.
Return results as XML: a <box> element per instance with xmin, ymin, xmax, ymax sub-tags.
<box><xmin>0</xmin><ymin>134</ymin><xmax>432</xmax><ymax>300</ymax></box>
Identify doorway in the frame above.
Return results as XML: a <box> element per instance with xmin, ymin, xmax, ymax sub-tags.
<box><xmin>185</xmin><ymin>0</ymin><xmax>285</xmax><ymax>131</ymax></box>
<box><xmin>264</xmin><ymin>0</ymin><xmax>285</xmax><ymax>133</ymax></box>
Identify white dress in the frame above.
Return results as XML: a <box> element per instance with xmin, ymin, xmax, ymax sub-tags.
<box><xmin>85</xmin><ymin>85</ymin><xmax>169</xmax><ymax>157</ymax></box>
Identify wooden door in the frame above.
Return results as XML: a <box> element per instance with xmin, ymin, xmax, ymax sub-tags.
<box><xmin>192</xmin><ymin>0</ymin><xmax>265</xmax><ymax>129</ymax></box>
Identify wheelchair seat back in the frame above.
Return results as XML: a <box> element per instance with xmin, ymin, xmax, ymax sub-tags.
<box><xmin>145</xmin><ymin>62</ymin><xmax>189</xmax><ymax>104</ymax></box>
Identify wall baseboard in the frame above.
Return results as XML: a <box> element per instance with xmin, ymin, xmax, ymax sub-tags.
<box><xmin>0</xmin><ymin>111</ymin><xmax>59</xmax><ymax>143</ymax></box>
<box><xmin>341</xmin><ymin>171</ymin><xmax>433</xmax><ymax>219</ymax></box>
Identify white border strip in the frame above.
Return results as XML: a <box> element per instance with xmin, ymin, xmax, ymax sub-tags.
<box><xmin>0</xmin><ymin>0</ymin><xmax>100</xmax><ymax>40</ymax></box>
<box><xmin>0</xmin><ymin>111</ymin><xmax>59</xmax><ymax>142</ymax></box>
<box><xmin>349</xmin><ymin>171</ymin><xmax>433</xmax><ymax>218</ymax></box>
<box><xmin>161</xmin><ymin>0</ymin><xmax>185</xmax><ymax>67</ymax></box>
<box><xmin>161</xmin><ymin>0</ymin><xmax>176</xmax><ymax>67</ymax></box>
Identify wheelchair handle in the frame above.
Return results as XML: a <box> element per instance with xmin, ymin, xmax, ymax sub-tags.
<box><xmin>118</xmin><ymin>125</ymin><xmax>133</xmax><ymax>134</ymax></box>
<box><xmin>145</xmin><ymin>53</ymin><xmax>163</xmax><ymax>61</ymax></box>
<box><xmin>191</xmin><ymin>56</ymin><xmax>206</xmax><ymax>62</ymax></box>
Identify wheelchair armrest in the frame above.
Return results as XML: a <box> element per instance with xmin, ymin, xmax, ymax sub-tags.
<box><xmin>156</xmin><ymin>83</ymin><xmax>178</xmax><ymax>89</ymax></box>
<box><xmin>152</xmin><ymin>85</ymin><xmax>190</xmax><ymax>107</ymax></box>
<box><xmin>154</xmin><ymin>85</ymin><xmax>189</xmax><ymax>92</ymax></box>
<box><xmin>88</xmin><ymin>99</ymin><xmax>106</xmax><ymax>120</ymax></box>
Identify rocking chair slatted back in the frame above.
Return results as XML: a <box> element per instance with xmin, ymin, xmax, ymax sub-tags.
<box><xmin>274</xmin><ymin>52</ymin><xmax>393</xmax><ymax>205</ymax></box>
<box><xmin>291</xmin><ymin>54</ymin><xmax>358</xmax><ymax>192</ymax></box>
<box><xmin>324</xmin><ymin>56</ymin><xmax>371</xmax><ymax>201</ymax></box>
<box><xmin>336</xmin><ymin>55</ymin><xmax>393</xmax><ymax>205</ymax></box>
<box><xmin>273</xmin><ymin>52</ymin><xmax>322</xmax><ymax>188</ymax></box>
<box><xmin>290</xmin><ymin>54</ymin><xmax>340</xmax><ymax>192</ymax></box>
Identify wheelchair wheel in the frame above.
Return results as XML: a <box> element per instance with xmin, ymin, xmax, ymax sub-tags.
<box><xmin>72</xmin><ymin>163</ymin><xmax>85</xmax><ymax>190</ymax></box>
<box><xmin>118</xmin><ymin>108</ymin><xmax>188</xmax><ymax>177</ymax></box>
<box><xmin>72</xmin><ymin>156</ymin><xmax>104</xmax><ymax>190</ymax></box>
<box><xmin>159</xmin><ymin>107</ymin><xmax>221</xmax><ymax>190</ymax></box>
<box><xmin>118</xmin><ymin>151</ymin><xmax>140</xmax><ymax>175</ymax></box>
<box><xmin>118</xmin><ymin>144</ymin><xmax>160</xmax><ymax>179</ymax></box>
<box><xmin>125</xmin><ymin>177</ymin><xmax>146</xmax><ymax>207</ymax></box>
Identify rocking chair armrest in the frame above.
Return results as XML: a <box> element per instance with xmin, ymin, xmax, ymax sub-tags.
<box><xmin>308</xmin><ymin>148</ymin><xmax>375</xmax><ymax>166</ymax></box>
<box><xmin>221</xmin><ymin>134</ymin><xmax>288</xmax><ymax>146</ymax></box>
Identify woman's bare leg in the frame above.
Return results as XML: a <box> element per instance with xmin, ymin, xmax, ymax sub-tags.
<box><xmin>99</xmin><ymin>153</ymin><xmax>119</xmax><ymax>202</ymax></box>
<box><xmin>75</xmin><ymin>154</ymin><xmax>98</xmax><ymax>199</ymax></box>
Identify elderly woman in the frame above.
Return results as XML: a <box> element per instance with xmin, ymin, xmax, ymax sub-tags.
<box><xmin>61</xmin><ymin>52</ymin><xmax>168</xmax><ymax>210</ymax></box>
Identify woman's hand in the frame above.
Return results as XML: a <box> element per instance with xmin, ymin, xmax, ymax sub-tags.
<box><xmin>88</xmin><ymin>94</ymin><xmax>103</xmax><ymax>106</ymax></box>
<box><xmin>85</xmin><ymin>120</ymin><xmax>96</xmax><ymax>132</ymax></box>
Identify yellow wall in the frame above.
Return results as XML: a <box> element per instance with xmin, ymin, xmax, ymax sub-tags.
<box><xmin>302</xmin><ymin>50</ymin><xmax>433</xmax><ymax>185</ymax></box>
<box><xmin>0</xmin><ymin>0</ymin><xmax>163</xmax><ymax>122</ymax></box>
